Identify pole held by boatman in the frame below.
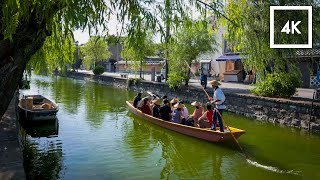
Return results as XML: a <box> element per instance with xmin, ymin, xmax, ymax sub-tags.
<box><xmin>208</xmin><ymin>80</ymin><xmax>226</xmax><ymax>132</ymax></box>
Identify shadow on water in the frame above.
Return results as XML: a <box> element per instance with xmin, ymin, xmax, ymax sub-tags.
<box><xmin>125</xmin><ymin>112</ymin><xmax>304</xmax><ymax>180</ymax></box>
<box><xmin>19</xmin><ymin>119</ymin><xmax>63</xmax><ymax>180</ymax></box>
<box><xmin>20</xmin><ymin>119</ymin><xmax>59</xmax><ymax>138</ymax></box>
<box><xmin>124</xmin><ymin>113</ymin><xmax>242</xmax><ymax>179</ymax></box>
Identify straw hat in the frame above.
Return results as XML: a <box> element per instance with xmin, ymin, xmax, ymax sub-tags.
<box><xmin>152</xmin><ymin>99</ymin><xmax>162</xmax><ymax>106</ymax></box>
<box><xmin>208</xmin><ymin>80</ymin><xmax>221</xmax><ymax>86</ymax></box>
<box><xmin>170</xmin><ymin>98</ymin><xmax>179</xmax><ymax>104</ymax></box>
<box><xmin>191</xmin><ymin>101</ymin><xmax>200</xmax><ymax>107</ymax></box>
<box><xmin>174</xmin><ymin>103</ymin><xmax>184</xmax><ymax>109</ymax></box>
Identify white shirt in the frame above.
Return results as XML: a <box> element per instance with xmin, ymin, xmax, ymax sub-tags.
<box><xmin>213</xmin><ymin>87</ymin><xmax>226</xmax><ymax>109</ymax></box>
<box><xmin>182</xmin><ymin>106</ymin><xmax>189</xmax><ymax>119</ymax></box>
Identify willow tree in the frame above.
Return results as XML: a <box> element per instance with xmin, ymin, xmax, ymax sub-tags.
<box><xmin>82</xmin><ymin>36</ymin><xmax>111</xmax><ymax>70</ymax></box>
<box><xmin>167</xmin><ymin>19</ymin><xmax>217</xmax><ymax>88</ymax></box>
<box><xmin>0</xmin><ymin>0</ymin><xmax>224</xmax><ymax>119</ymax></box>
<box><xmin>225</xmin><ymin>0</ymin><xmax>320</xmax><ymax>96</ymax></box>
<box><xmin>121</xmin><ymin>32</ymin><xmax>156</xmax><ymax>78</ymax></box>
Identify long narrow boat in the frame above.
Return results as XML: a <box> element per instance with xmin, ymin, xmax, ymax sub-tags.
<box><xmin>19</xmin><ymin>95</ymin><xmax>59</xmax><ymax>121</ymax></box>
<box><xmin>126</xmin><ymin>101</ymin><xmax>245</xmax><ymax>142</ymax></box>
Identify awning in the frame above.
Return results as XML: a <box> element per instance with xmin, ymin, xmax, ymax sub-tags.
<box><xmin>200</xmin><ymin>59</ymin><xmax>211</xmax><ymax>63</ymax></box>
<box><xmin>216</xmin><ymin>55</ymin><xmax>242</xmax><ymax>61</ymax></box>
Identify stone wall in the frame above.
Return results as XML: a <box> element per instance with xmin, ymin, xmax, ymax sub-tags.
<box><xmin>66</xmin><ymin>72</ymin><xmax>320</xmax><ymax>131</ymax></box>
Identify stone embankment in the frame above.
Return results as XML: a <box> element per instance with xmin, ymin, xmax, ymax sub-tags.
<box><xmin>66</xmin><ymin>72</ymin><xmax>320</xmax><ymax>131</ymax></box>
<box><xmin>0</xmin><ymin>93</ymin><xmax>25</xmax><ymax>180</ymax></box>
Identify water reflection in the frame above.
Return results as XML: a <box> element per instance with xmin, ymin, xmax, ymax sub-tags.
<box><xmin>20</xmin><ymin>119</ymin><xmax>63</xmax><ymax>180</ymax></box>
<box><xmin>50</xmin><ymin>77</ymin><xmax>132</xmax><ymax>128</ymax></box>
<box><xmin>125</xmin><ymin>114</ymin><xmax>235</xmax><ymax>179</ymax></box>
<box><xmin>21</xmin><ymin>119</ymin><xmax>59</xmax><ymax>138</ymax></box>
<box><xmin>51</xmin><ymin>77</ymin><xmax>83</xmax><ymax>114</ymax></box>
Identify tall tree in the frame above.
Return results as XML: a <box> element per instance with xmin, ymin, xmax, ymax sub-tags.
<box><xmin>0</xmin><ymin>0</ymin><xmax>222</xmax><ymax>119</ymax></box>
<box><xmin>121</xmin><ymin>32</ymin><xmax>155</xmax><ymax>78</ymax></box>
<box><xmin>167</xmin><ymin>19</ymin><xmax>217</xmax><ymax>88</ymax></box>
<box><xmin>225</xmin><ymin>0</ymin><xmax>320</xmax><ymax>78</ymax></box>
<box><xmin>82</xmin><ymin>36</ymin><xmax>111</xmax><ymax>70</ymax></box>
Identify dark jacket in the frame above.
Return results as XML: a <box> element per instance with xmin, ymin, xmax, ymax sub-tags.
<box><xmin>133</xmin><ymin>95</ymin><xmax>141</xmax><ymax>108</ymax></box>
<box><xmin>159</xmin><ymin>105</ymin><xmax>172</xmax><ymax>121</ymax></box>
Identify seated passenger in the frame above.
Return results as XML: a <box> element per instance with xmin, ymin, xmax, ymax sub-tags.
<box><xmin>170</xmin><ymin>98</ymin><xmax>179</xmax><ymax>110</ymax></box>
<box><xmin>137</xmin><ymin>96</ymin><xmax>150</xmax><ymax>109</ymax></box>
<box><xmin>152</xmin><ymin>99</ymin><xmax>161</xmax><ymax>118</ymax></box>
<box><xmin>162</xmin><ymin>95</ymin><xmax>168</xmax><ymax>105</ymax></box>
<box><xmin>172</xmin><ymin>103</ymin><xmax>184</xmax><ymax>124</ymax></box>
<box><xmin>159</xmin><ymin>99</ymin><xmax>172</xmax><ymax>121</ymax></box>
<box><xmin>189</xmin><ymin>101</ymin><xmax>203</xmax><ymax>127</ymax></box>
<box><xmin>133</xmin><ymin>92</ymin><xmax>142</xmax><ymax>108</ymax></box>
<box><xmin>179</xmin><ymin>101</ymin><xmax>189</xmax><ymax>120</ymax></box>
<box><xmin>198</xmin><ymin>103</ymin><xmax>214</xmax><ymax>128</ymax></box>
<box><xmin>140</xmin><ymin>98</ymin><xmax>152</xmax><ymax>115</ymax></box>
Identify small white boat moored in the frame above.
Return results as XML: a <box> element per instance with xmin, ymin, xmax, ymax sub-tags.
<box><xmin>18</xmin><ymin>95</ymin><xmax>59</xmax><ymax>121</ymax></box>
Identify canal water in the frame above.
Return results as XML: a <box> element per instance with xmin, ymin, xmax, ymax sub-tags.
<box><xmin>19</xmin><ymin>74</ymin><xmax>320</xmax><ymax>180</ymax></box>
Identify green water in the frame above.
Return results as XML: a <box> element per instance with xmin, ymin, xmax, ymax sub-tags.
<box><xmin>19</xmin><ymin>75</ymin><xmax>320</xmax><ymax>180</ymax></box>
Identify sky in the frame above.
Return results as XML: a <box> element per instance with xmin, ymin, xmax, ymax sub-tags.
<box><xmin>74</xmin><ymin>14</ymin><xmax>124</xmax><ymax>45</ymax></box>
<box><xmin>73</xmin><ymin>2</ymin><xmax>202</xmax><ymax>45</ymax></box>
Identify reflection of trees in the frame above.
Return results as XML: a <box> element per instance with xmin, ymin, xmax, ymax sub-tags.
<box><xmin>51</xmin><ymin>77</ymin><xmax>83</xmax><ymax>114</ymax></box>
<box><xmin>122</xmin><ymin>115</ymin><xmax>158</xmax><ymax>158</ymax></box>
<box><xmin>83</xmin><ymin>82</ymin><xmax>132</xmax><ymax>127</ymax></box>
<box><xmin>124</xmin><ymin>114</ymin><xmax>233</xmax><ymax>179</ymax></box>
<box><xmin>20</xmin><ymin>123</ymin><xmax>63</xmax><ymax>180</ymax></box>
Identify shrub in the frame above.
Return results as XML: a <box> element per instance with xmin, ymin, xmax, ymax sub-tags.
<box><xmin>127</xmin><ymin>78</ymin><xmax>140</xmax><ymax>87</ymax></box>
<box><xmin>251</xmin><ymin>72</ymin><xmax>301</xmax><ymax>97</ymax></box>
<box><xmin>93</xmin><ymin>65</ymin><xmax>105</xmax><ymax>75</ymax></box>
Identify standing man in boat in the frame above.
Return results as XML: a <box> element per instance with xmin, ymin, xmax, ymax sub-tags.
<box><xmin>133</xmin><ymin>92</ymin><xmax>142</xmax><ymax>108</ymax></box>
<box><xmin>208</xmin><ymin>80</ymin><xmax>225</xmax><ymax>132</ymax></box>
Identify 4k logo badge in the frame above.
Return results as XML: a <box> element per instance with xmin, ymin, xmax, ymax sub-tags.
<box><xmin>270</xmin><ymin>6</ymin><xmax>312</xmax><ymax>48</ymax></box>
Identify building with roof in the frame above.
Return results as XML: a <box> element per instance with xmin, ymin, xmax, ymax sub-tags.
<box><xmin>115</xmin><ymin>57</ymin><xmax>164</xmax><ymax>74</ymax></box>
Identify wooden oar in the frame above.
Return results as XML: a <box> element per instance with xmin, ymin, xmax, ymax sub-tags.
<box><xmin>184</xmin><ymin>61</ymin><xmax>298</xmax><ymax>173</ymax></box>
<box><xmin>184</xmin><ymin>61</ymin><xmax>248</xmax><ymax>158</ymax></box>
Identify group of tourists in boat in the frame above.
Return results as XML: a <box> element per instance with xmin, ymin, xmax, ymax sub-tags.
<box><xmin>133</xmin><ymin>80</ymin><xmax>226</xmax><ymax>132</ymax></box>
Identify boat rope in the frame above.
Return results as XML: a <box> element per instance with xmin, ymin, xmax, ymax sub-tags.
<box><xmin>184</xmin><ymin>61</ymin><xmax>248</xmax><ymax>158</ymax></box>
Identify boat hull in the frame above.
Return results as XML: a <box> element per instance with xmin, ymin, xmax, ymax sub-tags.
<box><xmin>19</xmin><ymin>107</ymin><xmax>58</xmax><ymax>121</ymax></box>
<box><xmin>126</xmin><ymin>101</ymin><xmax>245</xmax><ymax>143</ymax></box>
<box><xmin>19</xmin><ymin>95</ymin><xmax>58</xmax><ymax>121</ymax></box>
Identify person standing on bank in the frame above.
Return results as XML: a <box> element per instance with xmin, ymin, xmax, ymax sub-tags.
<box><xmin>208</xmin><ymin>80</ymin><xmax>225</xmax><ymax>132</ymax></box>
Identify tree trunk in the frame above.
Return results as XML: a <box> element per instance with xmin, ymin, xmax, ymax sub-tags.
<box><xmin>140</xmin><ymin>60</ymin><xmax>142</xmax><ymax>79</ymax></box>
<box><xmin>184</xmin><ymin>63</ymin><xmax>191</xmax><ymax>86</ymax></box>
<box><xmin>0</xmin><ymin>12</ymin><xmax>50</xmax><ymax>119</ymax></box>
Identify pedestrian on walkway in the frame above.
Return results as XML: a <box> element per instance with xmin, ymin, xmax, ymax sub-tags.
<box><xmin>200</xmin><ymin>71</ymin><xmax>207</xmax><ymax>89</ymax></box>
<box><xmin>208</xmin><ymin>80</ymin><xmax>225</xmax><ymax>132</ymax></box>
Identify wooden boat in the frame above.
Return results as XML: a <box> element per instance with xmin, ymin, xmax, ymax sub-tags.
<box><xmin>18</xmin><ymin>95</ymin><xmax>59</xmax><ymax>121</ymax></box>
<box><xmin>126</xmin><ymin>101</ymin><xmax>245</xmax><ymax>142</ymax></box>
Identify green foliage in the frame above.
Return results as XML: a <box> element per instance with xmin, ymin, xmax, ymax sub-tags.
<box><xmin>251</xmin><ymin>72</ymin><xmax>302</xmax><ymax>97</ymax></box>
<box><xmin>127</xmin><ymin>78</ymin><xmax>140</xmax><ymax>87</ymax></box>
<box><xmin>93</xmin><ymin>65</ymin><xmax>105</xmax><ymax>75</ymax></box>
<box><xmin>28</xmin><ymin>22</ymin><xmax>75</xmax><ymax>75</ymax></box>
<box><xmin>1</xmin><ymin>0</ymin><xmax>222</xmax><ymax>76</ymax></box>
<box><xmin>225</xmin><ymin>0</ymin><xmax>320</xmax><ymax>77</ymax></box>
<box><xmin>83</xmin><ymin>36</ymin><xmax>111</xmax><ymax>70</ymax></box>
<box><xmin>121</xmin><ymin>34</ymin><xmax>155</xmax><ymax>76</ymax></box>
<box><xmin>167</xmin><ymin>19</ymin><xmax>217</xmax><ymax>88</ymax></box>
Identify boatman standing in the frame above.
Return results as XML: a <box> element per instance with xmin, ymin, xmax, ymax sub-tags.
<box><xmin>208</xmin><ymin>80</ymin><xmax>225</xmax><ymax>132</ymax></box>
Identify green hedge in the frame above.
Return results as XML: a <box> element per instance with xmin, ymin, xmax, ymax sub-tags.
<box><xmin>251</xmin><ymin>72</ymin><xmax>301</xmax><ymax>97</ymax></box>
<box><xmin>93</xmin><ymin>65</ymin><xmax>105</xmax><ymax>75</ymax></box>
